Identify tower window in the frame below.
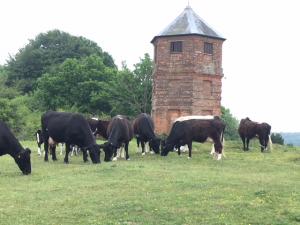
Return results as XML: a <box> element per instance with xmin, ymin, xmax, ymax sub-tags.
<box><xmin>204</xmin><ymin>42</ymin><xmax>213</xmax><ymax>54</ymax></box>
<box><xmin>170</xmin><ymin>41</ymin><xmax>182</xmax><ymax>53</ymax></box>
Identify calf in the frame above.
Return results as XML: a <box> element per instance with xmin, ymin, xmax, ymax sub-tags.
<box><xmin>0</xmin><ymin>120</ymin><xmax>31</xmax><ymax>175</ymax></box>
<box><xmin>133</xmin><ymin>113</ymin><xmax>160</xmax><ymax>155</ymax></box>
<box><xmin>41</xmin><ymin>111</ymin><xmax>100</xmax><ymax>164</ymax></box>
<box><xmin>161</xmin><ymin>115</ymin><xmax>225</xmax><ymax>160</ymax></box>
<box><xmin>100</xmin><ymin>115</ymin><xmax>133</xmax><ymax>161</ymax></box>
<box><xmin>87</xmin><ymin>118</ymin><xmax>110</xmax><ymax>139</ymax></box>
<box><xmin>238</xmin><ymin>117</ymin><xmax>272</xmax><ymax>152</ymax></box>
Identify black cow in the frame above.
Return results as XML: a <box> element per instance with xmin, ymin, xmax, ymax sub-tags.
<box><xmin>41</xmin><ymin>111</ymin><xmax>100</xmax><ymax>164</ymax></box>
<box><xmin>161</xmin><ymin>115</ymin><xmax>225</xmax><ymax>160</ymax></box>
<box><xmin>238</xmin><ymin>117</ymin><xmax>272</xmax><ymax>152</ymax></box>
<box><xmin>87</xmin><ymin>118</ymin><xmax>110</xmax><ymax>139</ymax></box>
<box><xmin>100</xmin><ymin>115</ymin><xmax>133</xmax><ymax>161</ymax></box>
<box><xmin>133</xmin><ymin>113</ymin><xmax>160</xmax><ymax>155</ymax></box>
<box><xmin>0</xmin><ymin>120</ymin><xmax>31</xmax><ymax>175</ymax></box>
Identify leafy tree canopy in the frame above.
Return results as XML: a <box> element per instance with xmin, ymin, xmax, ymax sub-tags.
<box><xmin>221</xmin><ymin>106</ymin><xmax>239</xmax><ymax>140</ymax></box>
<box><xmin>5</xmin><ymin>29</ymin><xmax>116</xmax><ymax>93</ymax></box>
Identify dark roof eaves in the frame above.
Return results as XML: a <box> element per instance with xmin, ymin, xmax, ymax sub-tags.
<box><xmin>151</xmin><ymin>33</ymin><xmax>226</xmax><ymax>44</ymax></box>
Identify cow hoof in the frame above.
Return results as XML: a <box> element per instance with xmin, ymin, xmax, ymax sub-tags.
<box><xmin>112</xmin><ymin>157</ymin><xmax>118</xmax><ymax>161</ymax></box>
<box><xmin>64</xmin><ymin>160</ymin><xmax>69</xmax><ymax>164</ymax></box>
<box><xmin>142</xmin><ymin>152</ymin><xmax>145</xmax><ymax>156</ymax></box>
<box><xmin>187</xmin><ymin>157</ymin><xmax>191</xmax><ymax>160</ymax></box>
<box><xmin>126</xmin><ymin>158</ymin><xmax>130</xmax><ymax>161</ymax></box>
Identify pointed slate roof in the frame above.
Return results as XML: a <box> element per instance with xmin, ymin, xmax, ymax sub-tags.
<box><xmin>151</xmin><ymin>6</ymin><xmax>225</xmax><ymax>43</ymax></box>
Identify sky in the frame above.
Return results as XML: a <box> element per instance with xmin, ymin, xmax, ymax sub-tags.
<box><xmin>1</xmin><ymin>0</ymin><xmax>300</xmax><ymax>132</ymax></box>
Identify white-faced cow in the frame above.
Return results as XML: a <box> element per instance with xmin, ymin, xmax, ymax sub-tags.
<box><xmin>87</xmin><ymin>118</ymin><xmax>110</xmax><ymax>139</ymax></box>
<box><xmin>41</xmin><ymin>111</ymin><xmax>100</xmax><ymax>164</ymax></box>
<box><xmin>238</xmin><ymin>117</ymin><xmax>272</xmax><ymax>152</ymax></box>
<box><xmin>0</xmin><ymin>120</ymin><xmax>31</xmax><ymax>175</ymax></box>
<box><xmin>133</xmin><ymin>113</ymin><xmax>160</xmax><ymax>155</ymax></box>
<box><xmin>161</xmin><ymin>115</ymin><xmax>225</xmax><ymax>160</ymax></box>
<box><xmin>100</xmin><ymin>115</ymin><xmax>133</xmax><ymax>161</ymax></box>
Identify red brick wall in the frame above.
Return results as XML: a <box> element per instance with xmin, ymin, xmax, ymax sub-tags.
<box><xmin>152</xmin><ymin>35</ymin><xmax>224</xmax><ymax>134</ymax></box>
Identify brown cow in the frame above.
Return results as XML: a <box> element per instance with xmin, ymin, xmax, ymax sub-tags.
<box><xmin>238</xmin><ymin>117</ymin><xmax>272</xmax><ymax>152</ymax></box>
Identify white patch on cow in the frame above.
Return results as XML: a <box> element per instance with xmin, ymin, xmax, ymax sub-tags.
<box><xmin>60</xmin><ymin>143</ymin><xmax>64</xmax><ymax>155</ymax></box>
<box><xmin>126</xmin><ymin>158</ymin><xmax>130</xmax><ymax>161</ymax></box>
<box><xmin>91</xmin><ymin>117</ymin><xmax>99</xmax><ymax>120</ymax></box>
<box><xmin>36</xmin><ymin>133</ymin><xmax>40</xmax><ymax>143</ymax></box>
<box><xmin>142</xmin><ymin>152</ymin><xmax>145</xmax><ymax>156</ymax></box>
<box><xmin>210</xmin><ymin>144</ymin><xmax>215</xmax><ymax>155</ymax></box>
<box><xmin>116</xmin><ymin>115</ymin><xmax>124</xmax><ymax>120</ymax></box>
<box><xmin>174</xmin><ymin>115</ymin><xmax>214</xmax><ymax>122</ymax></box>
<box><xmin>180</xmin><ymin>145</ymin><xmax>188</xmax><ymax>152</ymax></box>
<box><xmin>150</xmin><ymin>150</ymin><xmax>154</xmax><ymax>154</ymax></box>
<box><xmin>112</xmin><ymin>157</ymin><xmax>118</xmax><ymax>161</ymax></box>
<box><xmin>145</xmin><ymin>143</ymin><xmax>150</xmax><ymax>153</ymax></box>
<box><xmin>217</xmin><ymin>154</ymin><xmax>222</xmax><ymax>160</ymax></box>
<box><xmin>37</xmin><ymin>147</ymin><xmax>42</xmax><ymax>156</ymax></box>
<box><xmin>187</xmin><ymin>157</ymin><xmax>191</xmax><ymax>159</ymax></box>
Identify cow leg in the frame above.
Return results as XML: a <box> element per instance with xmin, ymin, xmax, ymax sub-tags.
<box><xmin>64</xmin><ymin>144</ymin><xmax>71</xmax><ymax>164</ymax></box>
<box><xmin>188</xmin><ymin>143</ymin><xmax>192</xmax><ymax>159</ymax></box>
<box><xmin>37</xmin><ymin>143</ymin><xmax>42</xmax><ymax>156</ymax></box>
<box><xmin>125</xmin><ymin>142</ymin><xmax>130</xmax><ymax>160</ymax></box>
<box><xmin>141</xmin><ymin>141</ymin><xmax>145</xmax><ymax>156</ymax></box>
<box><xmin>246</xmin><ymin>138</ymin><xmax>250</xmax><ymax>151</ymax></box>
<box><xmin>51</xmin><ymin>145</ymin><xmax>57</xmax><ymax>161</ymax></box>
<box><xmin>44</xmin><ymin>137</ymin><xmax>49</xmax><ymax>162</ymax></box>
<box><xmin>177</xmin><ymin>146</ymin><xmax>181</xmax><ymax>156</ymax></box>
<box><xmin>83</xmin><ymin>149</ymin><xmax>88</xmax><ymax>162</ymax></box>
<box><xmin>136</xmin><ymin>138</ymin><xmax>141</xmax><ymax>153</ymax></box>
<box><xmin>241</xmin><ymin>136</ymin><xmax>246</xmax><ymax>151</ymax></box>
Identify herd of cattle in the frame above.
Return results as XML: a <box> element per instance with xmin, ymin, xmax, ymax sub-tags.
<box><xmin>0</xmin><ymin>111</ymin><xmax>272</xmax><ymax>175</ymax></box>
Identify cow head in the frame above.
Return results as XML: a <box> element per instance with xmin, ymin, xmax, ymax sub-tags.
<box><xmin>149</xmin><ymin>137</ymin><xmax>161</xmax><ymax>154</ymax></box>
<box><xmin>86</xmin><ymin>144</ymin><xmax>101</xmax><ymax>163</ymax></box>
<box><xmin>14</xmin><ymin>148</ymin><xmax>31</xmax><ymax>175</ymax></box>
<box><xmin>160</xmin><ymin>140</ymin><xmax>174</xmax><ymax>156</ymax></box>
<box><xmin>99</xmin><ymin>142</ymin><xmax>115</xmax><ymax>162</ymax></box>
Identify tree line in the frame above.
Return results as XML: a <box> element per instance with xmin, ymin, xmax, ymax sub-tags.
<box><xmin>0</xmin><ymin>29</ymin><xmax>244</xmax><ymax>141</ymax></box>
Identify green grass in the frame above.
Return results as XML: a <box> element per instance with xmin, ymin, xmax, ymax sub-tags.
<box><xmin>0</xmin><ymin>140</ymin><xmax>299</xmax><ymax>225</ymax></box>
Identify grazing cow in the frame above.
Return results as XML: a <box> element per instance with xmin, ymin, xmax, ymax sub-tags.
<box><xmin>0</xmin><ymin>120</ymin><xmax>31</xmax><ymax>175</ymax></box>
<box><xmin>100</xmin><ymin>115</ymin><xmax>133</xmax><ymax>161</ymax></box>
<box><xmin>161</xmin><ymin>115</ymin><xmax>225</xmax><ymax>160</ymax></box>
<box><xmin>41</xmin><ymin>111</ymin><xmax>100</xmax><ymax>164</ymax></box>
<box><xmin>238</xmin><ymin>117</ymin><xmax>272</xmax><ymax>152</ymax></box>
<box><xmin>87</xmin><ymin>118</ymin><xmax>110</xmax><ymax>139</ymax></box>
<box><xmin>133</xmin><ymin>113</ymin><xmax>160</xmax><ymax>155</ymax></box>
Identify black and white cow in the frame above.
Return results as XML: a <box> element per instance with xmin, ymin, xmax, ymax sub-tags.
<box><xmin>87</xmin><ymin>118</ymin><xmax>110</xmax><ymax>139</ymax></box>
<box><xmin>36</xmin><ymin>129</ymin><xmax>44</xmax><ymax>156</ymax></box>
<box><xmin>238</xmin><ymin>117</ymin><xmax>272</xmax><ymax>152</ymax></box>
<box><xmin>133</xmin><ymin>113</ymin><xmax>160</xmax><ymax>155</ymax></box>
<box><xmin>100</xmin><ymin>115</ymin><xmax>133</xmax><ymax>161</ymax></box>
<box><xmin>41</xmin><ymin>111</ymin><xmax>100</xmax><ymax>164</ymax></box>
<box><xmin>0</xmin><ymin>120</ymin><xmax>31</xmax><ymax>175</ymax></box>
<box><xmin>161</xmin><ymin>115</ymin><xmax>225</xmax><ymax>160</ymax></box>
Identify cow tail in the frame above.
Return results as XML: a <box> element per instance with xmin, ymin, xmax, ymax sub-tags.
<box><xmin>221</xmin><ymin>127</ymin><xmax>226</xmax><ymax>157</ymax></box>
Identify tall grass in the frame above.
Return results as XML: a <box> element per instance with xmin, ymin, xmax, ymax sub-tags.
<box><xmin>0</xmin><ymin>140</ymin><xmax>299</xmax><ymax>225</ymax></box>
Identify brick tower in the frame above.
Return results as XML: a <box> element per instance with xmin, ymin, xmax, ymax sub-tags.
<box><xmin>151</xmin><ymin>6</ymin><xmax>226</xmax><ymax>134</ymax></box>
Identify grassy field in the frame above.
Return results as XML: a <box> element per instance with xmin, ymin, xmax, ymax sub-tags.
<box><xmin>0</xmin><ymin>140</ymin><xmax>299</xmax><ymax>225</ymax></box>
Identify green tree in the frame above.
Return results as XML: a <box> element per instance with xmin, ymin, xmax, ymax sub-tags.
<box><xmin>271</xmin><ymin>133</ymin><xmax>284</xmax><ymax>145</ymax></box>
<box><xmin>109</xmin><ymin>54</ymin><xmax>154</xmax><ymax>117</ymax></box>
<box><xmin>34</xmin><ymin>55</ymin><xmax>116</xmax><ymax>114</ymax></box>
<box><xmin>5</xmin><ymin>29</ymin><xmax>116</xmax><ymax>93</ymax></box>
<box><xmin>221</xmin><ymin>106</ymin><xmax>239</xmax><ymax>140</ymax></box>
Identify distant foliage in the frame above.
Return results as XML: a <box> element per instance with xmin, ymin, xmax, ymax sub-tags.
<box><xmin>271</xmin><ymin>133</ymin><xmax>284</xmax><ymax>145</ymax></box>
<box><xmin>5</xmin><ymin>29</ymin><xmax>116</xmax><ymax>93</ymax></box>
<box><xmin>221</xmin><ymin>106</ymin><xmax>239</xmax><ymax>140</ymax></box>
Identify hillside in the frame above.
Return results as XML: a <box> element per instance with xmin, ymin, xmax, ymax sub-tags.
<box><xmin>281</xmin><ymin>132</ymin><xmax>300</xmax><ymax>146</ymax></box>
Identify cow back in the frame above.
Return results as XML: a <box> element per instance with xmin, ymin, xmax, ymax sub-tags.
<box><xmin>107</xmin><ymin>116</ymin><xmax>133</xmax><ymax>147</ymax></box>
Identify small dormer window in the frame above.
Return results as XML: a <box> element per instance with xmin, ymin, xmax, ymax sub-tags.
<box><xmin>170</xmin><ymin>41</ymin><xmax>182</xmax><ymax>53</ymax></box>
<box><xmin>204</xmin><ymin>42</ymin><xmax>213</xmax><ymax>54</ymax></box>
